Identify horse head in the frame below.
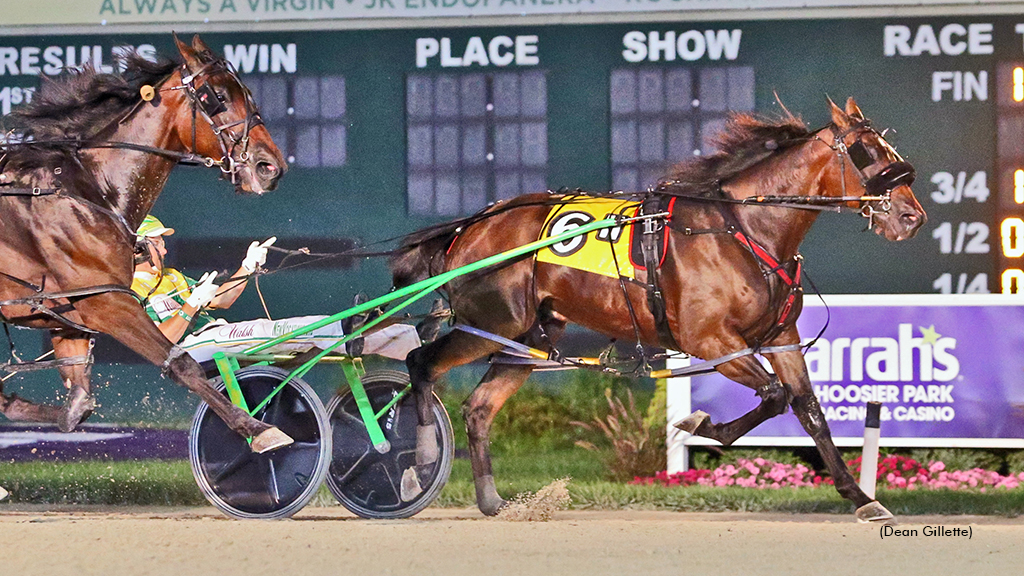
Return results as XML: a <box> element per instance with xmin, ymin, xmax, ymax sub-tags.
<box><xmin>825</xmin><ymin>97</ymin><xmax>926</xmax><ymax>241</ymax></box>
<box><xmin>172</xmin><ymin>34</ymin><xmax>287</xmax><ymax>194</ymax></box>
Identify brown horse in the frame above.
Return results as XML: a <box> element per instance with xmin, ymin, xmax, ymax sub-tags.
<box><xmin>391</xmin><ymin>98</ymin><xmax>925</xmax><ymax>522</ymax></box>
<box><xmin>0</xmin><ymin>35</ymin><xmax>292</xmax><ymax>452</ymax></box>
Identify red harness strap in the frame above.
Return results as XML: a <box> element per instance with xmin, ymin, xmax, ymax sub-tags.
<box><xmin>732</xmin><ymin>231</ymin><xmax>803</xmax><ymax>328</ymax></box>
<box><xmin>445</xmin><ymin>232</ymin><xmax>461</xmax><ymax>255</ymax></box>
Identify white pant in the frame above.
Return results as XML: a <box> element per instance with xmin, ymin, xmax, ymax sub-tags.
<box><xmin>179</xmin><ymin>315</ymin><xmax>422</xmax><ymax>363</ymax></box>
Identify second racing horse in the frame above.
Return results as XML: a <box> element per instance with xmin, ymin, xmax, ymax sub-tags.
<box><xmin>0</xmin><ymin>35</ymin><xmax>291</xmax><ymax>452</ymax></box>
<box><xmin>391</xmin><ymin>98</ymin><xmax>925</xmax><ymax>522</ymax></box>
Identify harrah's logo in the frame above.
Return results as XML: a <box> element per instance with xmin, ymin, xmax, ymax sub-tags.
<box><xmin>804</xmin><ymin>324</ymin><xmax>959</xmax><ymax>382</ymax></box>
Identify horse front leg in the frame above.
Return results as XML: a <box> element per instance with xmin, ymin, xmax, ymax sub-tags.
<box><xmin>674</xmin><ymin>342</ymin><xmax>790</xmax><ymax>446</ymax></box>
<box><xmin>764</xmin><ymin>340</ymin><xmax>894</xmax><ymax>524</ymax></box>
<box><xmin>50</xmin><ymin>331</ymin><xmax>96</xmax><ymax>432</ymax></box>
<box><xmin>674</xmin><ymin>374</ymin><xmax>789</xmax><ymax>446</ymax></box>
<box><xmin>74</xmin><ymin>292</ymin><xmax>292</xmax><ymax>453</ymax></box>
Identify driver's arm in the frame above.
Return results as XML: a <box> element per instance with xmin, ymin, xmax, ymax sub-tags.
<box><xmin>153</xmin><ymin>271</ymin><xmax>219</xmax><ymax>343</ymax></box>
<box><xmin>155</xmin><ymin>302</ymin><xmax>202</xmax><ymax>343</ymax></box>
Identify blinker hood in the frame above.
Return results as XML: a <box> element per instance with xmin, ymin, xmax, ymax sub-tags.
<box><xmin>864</xmin><ymin>161</ymin><xmax>916</xmax><ymax>196</ymax></box>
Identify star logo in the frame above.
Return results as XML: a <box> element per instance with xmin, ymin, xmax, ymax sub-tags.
<box><xmin>919</xmin><ymin>325</ymin><xmax>941</xmax><ymax>346</ymax></box>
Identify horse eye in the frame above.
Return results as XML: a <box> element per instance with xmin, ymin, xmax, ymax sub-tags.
<box><xmin>215</xmin><ymin>89</ymin><xmax>227</xmax><ymax>102</ymax></box>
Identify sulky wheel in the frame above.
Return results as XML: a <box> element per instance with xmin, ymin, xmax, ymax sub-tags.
<box><xmin>189</xmin><ymin>366</ymin><xmax>331</xmax><ymax>520</ymax></box>
<box><xmin>325</xmin><ymin>370</ymin><xmax>454</xmax><ymax>519</ymax></box>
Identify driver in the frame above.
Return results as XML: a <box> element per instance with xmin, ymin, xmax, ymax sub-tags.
<box><xmin>131</xmin><ymin>215</ymin><xmax>427</xmax><ymax>363</ymax></box>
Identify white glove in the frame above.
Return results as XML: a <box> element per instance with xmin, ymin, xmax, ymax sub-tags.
<box><xmin>186</xmin><ymin>272</ymin><xmax>219</xmax><ymax>309</ymax></box>
<box><xmin>241</xmin><ymin>237</ymin><xmax>276</xmax><ymax>273</ymax></box>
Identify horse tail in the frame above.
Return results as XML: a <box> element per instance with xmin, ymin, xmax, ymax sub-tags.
<box><xmin>390</xmin><ymin>192</ymin><xmax>567</xmax><ymax>288</ymax></box>
<box><xmin>390</xmin><ymin>222</ymin><xmax>461</xmax><ymax>289</ymax></box>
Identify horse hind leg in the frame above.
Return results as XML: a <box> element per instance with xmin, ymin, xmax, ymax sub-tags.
<box><xmin>463</xmin><ymin>363</ymin><xmax>534</xmax><ymax>515</ymax></box>
<box><xmin>51</xmin><ymin>331</ymin><xmax>97</xmax><ymax>432</ymax></box>
<box><xmin>406</xmin><ymin>324</ymin><xmax>528</xmax><ymax>513</ymax></box>
<box><xmin>0</xmin><ymin>332</ymin><xmax>89</xmax><ymax>426</ymax></box>
<box><xmin>406</xmin><ymin>328</ymin><xmax>505</xmax><ymax>463</ymax></box>
<box><xmin>461</xmin><ymin>313</ymin><xmax>564</xmax><ymax>515</ymax></box>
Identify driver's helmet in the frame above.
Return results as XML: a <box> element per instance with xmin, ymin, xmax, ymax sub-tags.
<box><xmin>136</xmin><ymin>215</ymin><xmax>175</xmax><ymax>240</ymax></box>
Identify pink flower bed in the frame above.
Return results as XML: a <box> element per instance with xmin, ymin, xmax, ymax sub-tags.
<box><xmin>631</xmin><ymin>455</ymin><xmax>1024</xmax><ymax>491</ymax></box>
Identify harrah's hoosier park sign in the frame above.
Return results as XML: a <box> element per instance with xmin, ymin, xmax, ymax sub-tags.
<box><xmin>1</xmin><ymin>1</ymin><xmax>1015</xmax><ymax>26</ymax></box>
<box><xmin>688</xmin><ymin>295</ymin><xmax>1024</xmax><ymax>447</ymax></box>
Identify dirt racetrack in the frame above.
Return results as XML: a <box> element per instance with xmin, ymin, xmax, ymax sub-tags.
<box><xmin>3</xmin><ymin>506</ymin><xmax>1024</xmax><ymax>576</ymax></box>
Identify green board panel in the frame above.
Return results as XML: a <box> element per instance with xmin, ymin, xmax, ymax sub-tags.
<box><xmin>1</xmin><ymin>15</ymin><xmax>1020</xmax><ymax>306</ymax></box>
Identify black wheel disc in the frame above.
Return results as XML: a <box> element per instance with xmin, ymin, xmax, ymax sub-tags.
<box><xmin>326</xmin><ymin>370</ymin><xmax>453</xmax><ymax>519</ymax></box>
<box><xmin>189</xmin><ymin>367</ymin><xmax>331</xmax><ymax>519</ymax></box>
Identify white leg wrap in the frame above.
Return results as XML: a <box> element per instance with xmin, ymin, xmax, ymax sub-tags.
<box><xmin>416</xmin><ymin>425</ymin><xmax>439</xmax><ymax>465</ymax></box>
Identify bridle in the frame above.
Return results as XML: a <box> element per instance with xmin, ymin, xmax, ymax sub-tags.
<box><xmin>654</xmin><ymin>118</ymin><xmax>917</xmax><ymax>228</ymax></box>
<box><xmin>812</xmin><ymin>119</ymin><xmax>917</xmax><ymax>230</ymax></box>
<box><xmin>167</xmin><ymin>57</ymin><xmax>266</xmax><ymax>185</ymax></box>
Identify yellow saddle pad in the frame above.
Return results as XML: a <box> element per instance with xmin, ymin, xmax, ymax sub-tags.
<box><xmin>536</xmin><ymin>198</ymin><xmax>639</xmax><ymax>279</ymax></box>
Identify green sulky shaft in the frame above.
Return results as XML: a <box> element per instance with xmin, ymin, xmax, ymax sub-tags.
<box><xmin>243</xmin><ymin>216</ymin><xmax>623</xmax><ymax>355</ymax></box>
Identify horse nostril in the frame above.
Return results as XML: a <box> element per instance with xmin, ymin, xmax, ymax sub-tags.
<box><xmin>256</xmin><ymin>161</ymin><xmax>279</xmax><ymax>181</ymax></box>
<box><xmin>900</xmin><ymin>213</ymin><xmax>920</xmax><ymax>227</ymax></box>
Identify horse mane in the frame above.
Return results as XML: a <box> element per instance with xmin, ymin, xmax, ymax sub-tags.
<box><xmin>656</xmin><ymin>112</ymin><xmax>812</xmax><ymax>196</ymax></box>
<box><xmin>8</xmin><ymin>52</ymin><xmax>180</xmax><ymax>142</ymax></box>
<box><xmin>1</xmin><ymin>52</ymin><xmax>181</xmax><ymax>173</ymax></box>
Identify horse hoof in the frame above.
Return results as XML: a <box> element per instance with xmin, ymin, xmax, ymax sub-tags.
<box><xmin>673</xmin><ymin>410</ymin><xmax>710</xmax><ymax>434</ymax></box>
<box><xmin>479</xmin><ymin>498</ymin><xmax>509</xmax><ymax>517</ymax></box>
<box><xmin>400</xmin><ymin>467</ymin><xmax>423</xmax><ymax>502</ymax></box>
<box><xmin>250</xmin><ymin>427</ymin><xmax>294</xmax><ymax>454</ymax></box>
<box><xmin>856</xmin><ymin>501</ymin><xmax>896</xmax><ymax>525</ymax></box>
<box><xmin>58</xmin><ymin>387</ymin><xmax>95</xmax><ymax>433</ymax></box>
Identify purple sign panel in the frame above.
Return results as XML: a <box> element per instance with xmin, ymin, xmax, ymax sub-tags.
<box><xmin>688</xmin><ymin>296</ymin><xmax>1024</xmax><ymax>446</ymax></box>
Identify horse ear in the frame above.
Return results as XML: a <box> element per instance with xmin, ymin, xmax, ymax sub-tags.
<box><xmin>191</xmin><ymin>35</ymin><xmax>215</xmax><ymax>60</ymax></box>
<box><xmin>173</xmin><ymin>31</ymin><xmax>201</xmax><ymax>70</ymax></box>
<box><xmin>845</xmin><ymin>97</ymin><xmax>865</xmax><ymax>120</ymax></box>
<box><xmin>826</xmin><ymin>96</ymin><xmax>849</xmax><ymax>128</ymax></box>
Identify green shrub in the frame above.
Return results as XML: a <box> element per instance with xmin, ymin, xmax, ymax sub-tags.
<box><xmin>908</xmin><ymin>448</ymin><xmax>1005</xmax><ymax>472</ymax></box>
<box><xmin>572</xmin><ymin>387</ymin><xmax>666</xmax><ymax>481</ymax></box>
<box><xmin>1008</xmin><ymin>450</ymin><xmax>1024</xmax><ymax>474</ymax></box>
